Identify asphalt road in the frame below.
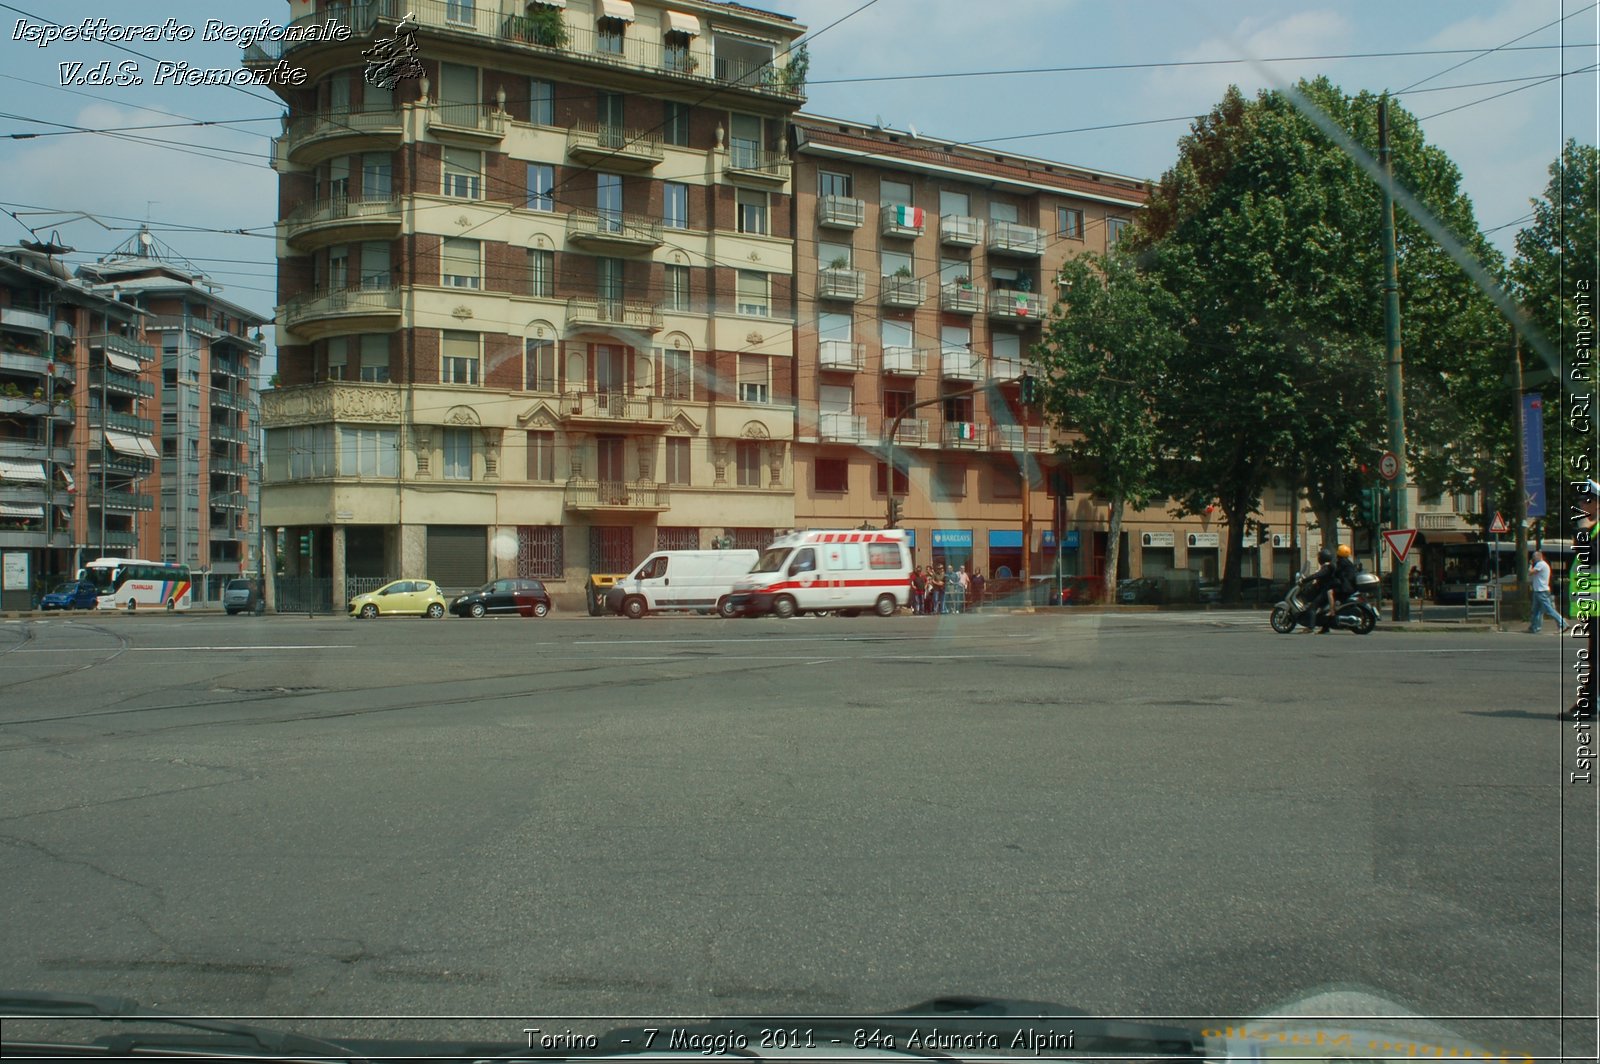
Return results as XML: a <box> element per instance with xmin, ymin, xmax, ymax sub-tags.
<box><xmin>0</xmin><ymin>609</ymin><xmax>1594</xmax><ymax>1057</ymax></box>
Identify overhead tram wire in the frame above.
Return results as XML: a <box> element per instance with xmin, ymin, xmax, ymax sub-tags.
<box><xmin>1395</xmin><ymin>1</ymin><xmax>1598</xmax><ymax>94</ymax></box>
<box><xmin>1418</xmin><ymin>61</ymin><xmax>1600</xmax><ymax>121</ymax></box>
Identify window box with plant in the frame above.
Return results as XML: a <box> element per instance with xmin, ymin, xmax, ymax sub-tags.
<box><xmin>504</xmin><ymin>5</ymin><xmax>568</xmax><ymax>48</ymax></box>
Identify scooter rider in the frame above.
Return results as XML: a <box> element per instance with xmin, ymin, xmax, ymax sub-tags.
<box><xmin>1319</xmin><ymin>543</ymin><xmax>1359</xmax><ymax>633</ymax></box>
<box><xmin>1304</xmin><ymin>547</ymin><xmax>1335</xmax><ymax>633</ymax></box>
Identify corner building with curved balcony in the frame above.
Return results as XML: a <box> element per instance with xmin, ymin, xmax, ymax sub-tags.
<box><xmin>255</xmin><ymin>0</ymin><xmax>805</xmax><ymax>611</ymax></box>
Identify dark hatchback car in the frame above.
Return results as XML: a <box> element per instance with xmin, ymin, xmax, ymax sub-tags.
<box><xmin>450</xmin><ymin>578</ymin><xmax>552</xmax><ymax>618</ymax></box>
<box><xmin>40</xmin><ymin>581</ymin><xmax>99</xmax><ymax>610</ymax></box>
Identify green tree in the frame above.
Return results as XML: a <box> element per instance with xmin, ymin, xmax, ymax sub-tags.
<box><xmin>1128</xmin><ymin>78</ymin><xmax>1504</xmax><ymax>588</ymax></box>
<box><xmin>1512</xmin><ymin>140</ymin><xmax>1598</xmax><ymax>534</ymax></box>
<box><xmin>1033</xmin><ymin>252</ymin><xmax>1183</xmax><ymax>604</ymax></box>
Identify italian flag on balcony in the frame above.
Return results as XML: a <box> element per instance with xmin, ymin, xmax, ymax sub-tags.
<box><xmin>1014</xmin><ymin>293</ymin><xmax>1031</xmax><ymax>317</ymax></box>
<box><xmin>954</xmin><ymin>421</ymin><xmax>976</xmax><ymax>440</ymax></box>
<box><xmin>891</xmin><ymin>204</ymin><xmax>924</xmax><ymax>229</ymax></box>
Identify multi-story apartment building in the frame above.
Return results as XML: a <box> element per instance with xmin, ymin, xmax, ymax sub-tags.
<box><xmin>252</xmin><ymin>0</ymin><xmax>807</xmax><ymax>610</ymax></box>
<box><xmin>78</xmin><ymin>232</ymin><xmax>268</xmax><ymax>598</ymax></box>
<box><xmin>0</xmin><ymin>244</ymin><xmax>154</xmax><ymax>605</ymax></box>
<box><xmin>790</xmin><ymin>116</ymin><xmax>1154</xmax><ymax>584</ymax></box>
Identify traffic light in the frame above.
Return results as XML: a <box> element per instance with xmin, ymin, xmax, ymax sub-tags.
<box><xmin>1019</xmin><ymin>373</ymin><xmax>1038</xmax><ymax>405</ymax></box>
<box><xmin>1380</xmin><ymin>486</ymin><xmax>1396</xmax><ymax>525</ymax></box>
<box><xmin>1358</xmin><ymin>488</ymin><xmax>1378</xmax><ymax>527</ymax></box>
<box><xmin>887</xmin><ymin>496</ymin><xmax>902</xmax><ymax>528</ymax></box>
<box><xmin>297</xmin><ymin>531</ymin><xmax>311</xmax><ymax>556</ymax></box>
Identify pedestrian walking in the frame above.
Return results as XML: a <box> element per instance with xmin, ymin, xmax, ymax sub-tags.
<box><xmin>931</xmin><ymin>565</ymin><xmax>945</xmax><ymax>615</ymax></box>
<box><xmin>971</xmin><ymin>570</ymin><xmax>985</xmax><ymax>611</ymax></box>
<box><xmin>955</xmin><ymin>565</ymin><xmax>970</xmax><ymax>613</ymax></box>
<box><xmin>910</xmin><ymin>566</ymin><xmax>926</xmax><ymax>614</ymax></box>
<box><xmin>1526</xmin><ymin>550</ymin><xmax>1568</xmax><ymax>634</ymax></box>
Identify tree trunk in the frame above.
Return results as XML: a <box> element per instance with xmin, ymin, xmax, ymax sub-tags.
<box><xmin>1103</xmin><ymin>497</ymin><xmax>1124</xmax><ymax>605</ymax></box>
<box><xmin>1221</xmin><ymin>482</ymin><xmax>1251</xmax><ymax>594</ymax></box>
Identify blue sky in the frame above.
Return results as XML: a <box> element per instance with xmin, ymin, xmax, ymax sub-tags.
<box><xmin>1</xmin><ymin>0</ymin><xmax>1595</xmax><ymax>365</ymax></box>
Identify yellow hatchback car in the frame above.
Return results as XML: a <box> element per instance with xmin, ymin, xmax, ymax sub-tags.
<box><xmin>348</xmin><ymin>579</ymin><xmax>448</xmax><ymax>619</ymax></box>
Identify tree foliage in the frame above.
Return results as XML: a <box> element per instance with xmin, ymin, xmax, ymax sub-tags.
<box><xmin>1512</xmin><ymin>140</ymin><xmax>1599</xmax><ymax>532</ymax></box>
<box><xmin>1032</xmin><ymin>252</ymin><xmax>1183</xmax><ymax>601</ymax></box>
<box><xmin>1125</xmin><ymin>77</ymin><xmax>1503</xmax><ymax>591</ymax></box>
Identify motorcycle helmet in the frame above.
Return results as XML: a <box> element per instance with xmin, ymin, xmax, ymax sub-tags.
<box><xmin>1336</xmin><ymin>543</ymin><xmax>1353</xmax><ymax>558</ymax></box>
<box><xmin>1317</xmin><ymin>548</ymin><xmax>1332</xmax><ymax>564</ymax></box>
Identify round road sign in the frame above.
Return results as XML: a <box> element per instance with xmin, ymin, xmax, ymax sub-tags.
<box><xmin>1378</xmin><ymin>450</ymin><xmax>1400</xmax><ymax>481</ymax></box>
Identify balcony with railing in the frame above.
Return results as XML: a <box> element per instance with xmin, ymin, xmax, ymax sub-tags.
<box><xmin>939</xmin><ymin>282</ymin><xmax>984</xmax><ymax>314</ymax></box>
<box><xmin>565</xmin><ymin>298</ymin><xmax>662</xmax><ymax>333</ymax></box>
<box><xmin>940</xmin><ymin>215</ymin><xmax>983</xmax><ymax>246</ymax></box>
<box><xmin>566</xmin><ymin>121</ymin><xmax>663</xmax><ymax>170</ymax></box>
<box><xmin>880</xmin><ymin>205</ymin><xmax>925</xmax><ymax>239</ymax></box>
<box><xmin>816</xmin><ymin>196</ymin><xmax>864</xmax><ymax>229</ymax></box>
<box><xmin>882</xmin><ymin>346</ymin><xmax>928</xmax><ymax>377</ymax></box>
<box><xmin>0</xmin><ymin>396</ymin><xmax>73</xmax><ymax>422</ymax></box>
<box><xmin>940</xmin><ymin>348</ymin><xmax>985</xmax><ymax>381</ymax></box>
<box><xmin>989</xmin><ymin>289</ymin><xmax>1048</xmax><ymax>320</ymax></box>
<box><xmin>90</xmin><ymin>369</ymin><xmax>154</xmax><ymax>398</ymax></box>
<box><xmin>145</xmin><ymin>314</ymin><xmax>223</xmax><ymax>340</ymax></box>
<box><xmin>0</xmin><ymin>306</ymin><xmax>52</xmax><ymax>335</ymax></box>
<box><xmin>211</xmin><ymin>422</ymin><xmax>247</xmax><ymax>445</ymax></box>
<box><xmin>211</xmin><ymin>354</ymin><xmax>246</xmax><ymax>379</ymax></box>
<box><xmin>0</xmin><ymin>439</ymin><xmax>72</xmax><ymax>466</ymax></box>
<box><xmin>987</xmin><ymin>220</ymin><xmax>1046</xmax><ymax>256</ymax></box>
<box><xmin>282</xmin><ymin>193</ymin><xmax>402</xmax><ymax>251</ymax></box>
<box><xmin>819</xmin><ymin>412</ymin><xmax>868</xmax><ymax>444</ymax></box>
<box><xmin>817</xmin><ymin>268</ymin><xmax>865</xmax><ymax>302</ymax></box>
<box><xmin>0</xmin><ymin>347</ymin><xmax>73</xmax><ymax>385</ymax></box>
<box><xmin>427</xmin><ymin>101</ymin><xmax>508</xmax><ymax>145</ymax></box>
<box><xmin>564</xmin><ymin>478</ymin><xmax>671</xmax><ymax>511</ymax></box>
<box><xmin>281</xmin><ymin>285</ymin><xmax>401</xmax><ymax>336</ymax></box>
<box><xmin>560</xmin><ymin>391</ymin><xmax>675</xmax><ymax>428</ymax></box>
<box><xmin>280</xmin><ymin>108</ymin><xmax>404</xmax><ymax>166</ymax></box>
<box><xmin>87</xmin><ymin>409</ymin><xmax>154</xmax><ymax>436</ymax></box>
<box><xmin>211</xmin><ymin>456</ymin><xmax>250</xmax><ymax>477</ymax></box>
<box><xmin>90</xmin><ymin>332</ymin><xmax>155</xmax><ymax>363</ymax></box>
<box><xmin>889</xmin><ymin>417</ymin><xmax>929</xmax><ymax>445</ymax></box>
<box><xmin>942</xmin><ymin>422</ymin><xmax>987</xmax><ymax>449</ymax></box>
<box><xmin>990</xmin><ymin>424</ymin><xmax>1051</xmax><ymax>452</ymax></box>
<box><xmin>210</xmin><ymin>389</ymin><xmax>248</xmax><ymax>412</ymax></box>
<box><xmin>87</xmin><ymin>489</ymin><xmax>155</xmax><ymax>513</ymax></box>
<box><xmin>565</xmin><ymin>208</ymin><xmax>663</xmax><ymax>251</ymax></box>
<box><xmin>246</xmin><ymin>1</ymin><xmax>805</xmax><ymax>102</ymax></box>
<box><xmin>818</xmin><ymin>341</ymin><xmax>865</xmax><ymax>372</ymax></box>
<box><xmin>724</xmin><ymin>145</ymin><xmax>790</xmax><ymax>185</ymax></box>
<box><xmin>879</xmin><ymin>275</ymin><xmax>926</xmax><ymax>308</ymax></box>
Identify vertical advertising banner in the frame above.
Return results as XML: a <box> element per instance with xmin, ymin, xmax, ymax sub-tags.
<box><xmin>1520</xmin><ymin>393</ymin><xmax>1546</xmax><ymax>518</ymax></box>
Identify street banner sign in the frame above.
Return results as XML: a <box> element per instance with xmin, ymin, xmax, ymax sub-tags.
<box><xmin>1378</xmin><ymin>450</ymin><xmax>1400</xmax><ymax>481</ymax></box>
<box><xmin>1520</xmin><ymin>394</ymin><xmax>1546</xmax><ymax>517</ymax></box>
<box><xmin>1383</xmin><ymin>528</ymin><xmax>1417</xmax><ymax>564</ymax></box>
<box><xmin>1488</xmin><ymin>512</ymin><xmax>1509</xmax><ymax>535</ymax></box>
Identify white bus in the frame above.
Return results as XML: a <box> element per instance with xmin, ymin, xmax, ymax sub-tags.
<box><xmin>77</xmin><ymin>557</ymin><xmax>193</xmax><ymax>612</ymax></box>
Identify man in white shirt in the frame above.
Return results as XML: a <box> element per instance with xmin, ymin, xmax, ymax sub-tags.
<box><xmin>1527</xmin><ymin>550</ymin><xmax>1568</xmax><ymax>634</ymax></box>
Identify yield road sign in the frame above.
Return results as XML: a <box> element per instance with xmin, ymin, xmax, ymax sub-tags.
<box><xmin>1489</xmin><ymin>512</ymin><xmax>1509</xmax><ymax>535</ymax></box>
<box><xmin>1378</xmin><ymin>451</ymin><xmax>1400</xmax><ymax>481</ymax></box>
<box><xmin>1383</xmin><ymin>528</ymin><xmax>1417</xmax><ymax>564</ymax></box>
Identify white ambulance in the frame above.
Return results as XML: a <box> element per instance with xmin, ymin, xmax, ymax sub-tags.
<box><xmin>729</xmin><ymin>529</ymin><xmax>912</xmax><ymax>618</ymax></box>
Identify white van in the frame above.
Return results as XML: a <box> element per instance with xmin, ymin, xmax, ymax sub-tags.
<box><xmin>606</xmin><ymin>550</ymin><xmax>760</xmax><ymax>619</ymax></box>
<box><xmin>730</xmin><ymin>529</ymin><xmax>912</xmax><ymax>618</ymax></box>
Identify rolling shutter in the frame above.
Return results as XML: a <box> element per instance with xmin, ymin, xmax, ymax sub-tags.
<box><xmin>426</xmin><ymin>525</ymin><xmax>487</xmax><ymax>591</ymax></box>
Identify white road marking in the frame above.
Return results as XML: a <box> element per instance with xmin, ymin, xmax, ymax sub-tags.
<box><xmin>12</xmin><ymin>644</ymin><xmax>358</xmax><ymax>653</ymax></box>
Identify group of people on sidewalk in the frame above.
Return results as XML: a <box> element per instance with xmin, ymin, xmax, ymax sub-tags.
<box><xmin>909</xmin><ymin>564</ymin><xmax>984</xmax><ymax>615</ymax></box>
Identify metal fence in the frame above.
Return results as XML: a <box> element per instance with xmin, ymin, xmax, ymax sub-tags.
<box><xmin>273</xmin><ymin>576</ymin><xmax>333</xmax><ymax>614</ymax></box>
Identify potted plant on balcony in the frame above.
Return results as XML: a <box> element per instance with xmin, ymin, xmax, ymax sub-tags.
<box><xmin>508</xmin><ymin>4</ymin><xmax>567</xmax><ymax>49</ymax></box>
<box><xmin>893</xmin><ymin>265</ymin><xmax>912</xmax><ymax>279</ymax></box>
<box><xmin>952</xmin><ymin>274</ymin><xmax>972</xmax><ymax>290</ymax></box>
<box><xmin>827</xmin><ymin>256</ymin><xmax>850</xmax><ymax>271</ymax></box>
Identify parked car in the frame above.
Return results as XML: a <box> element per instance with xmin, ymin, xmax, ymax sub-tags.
<box><xmin>1197</xmin><ymin>576</ymin><xmax>1279</xmax><ymax>604</ymax></box>
<box><xmin>348</xmin><ymin>579</ymin><xmax>447</xmax><ymax>619</ymax></box>
<box><xmin>451</xmin><ymin>578</ymin><xmax>552</xmax><ymax>618</ymax></box>
<box><xmin>1060</xmin><ymin>575</ymin><xmax>1109</xmax><ymax>606</ymax></box>
<box><xmin>222</xmin><ymin>577</ymin><xmax>265</xmax><ymax>615</ymax></box>
<box><xmin>40</xmin><ymin>581</ymin><xmax>99</xmax><ymax>611</ymax></box>
<box><xmin>1117</xmin><ymin>577</ymin><xmax>1163</xmax><ymax>604</ymax></box>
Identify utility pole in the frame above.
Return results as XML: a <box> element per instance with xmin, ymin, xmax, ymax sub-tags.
<box><xmin>1379</xmin><ymin>93</ymin><xmax>1412</xmax><ymax>621</ymax></box>
<box><xmin>1511</xmin><ymin>323</ymin><xmax>1529</xmax><ymax>606</ymax></box>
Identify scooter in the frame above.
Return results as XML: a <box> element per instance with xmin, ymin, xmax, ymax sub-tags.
<box><xmin>1271</xmin><ymin>569</ymin><xmax>1380</xmax><ymax>635</ymax></box>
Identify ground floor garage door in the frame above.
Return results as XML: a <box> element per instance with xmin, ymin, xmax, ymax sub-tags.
<box><xmin>427</xmin><ymin>525</ymin><xmax>487</xmax><ymax>591</ymax></box>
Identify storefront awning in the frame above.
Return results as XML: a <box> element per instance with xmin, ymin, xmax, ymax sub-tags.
<box><xmin>105</xmin><ymin>351</ymin><xmax>142</xmax><ymax>373</ymax></box>
<box><xmin>988</xmin><ymin>529</ymin><xmax>1023</xmax><ymax>549</ymax></box>
<box><xmin>0</xmin><ymin>458</ymin><xmax>47</xmax><ymax>483</ymax></box>
<box><xmin>104</xmin><ymin>429</ymin><xmax>158</xmax><ymax>459</ymax></box>
<box><xmin>0</xmin><ymin>502</ymin><xmax>44</xmax><ymax>519</ymax></box>
<box><xmin>665</xmin><ymin>10</ymin><xmax>700</xmax><ymax>35</ymax></box>
<box><xmin>599</xmin><ymin>0</ymin><xmax>635</xmax><ymax>21</ymax></box>
<box><xmin>528</xmin><ymin>0</ymin><xmax>566</xmax><ymax>7</ymax></box>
